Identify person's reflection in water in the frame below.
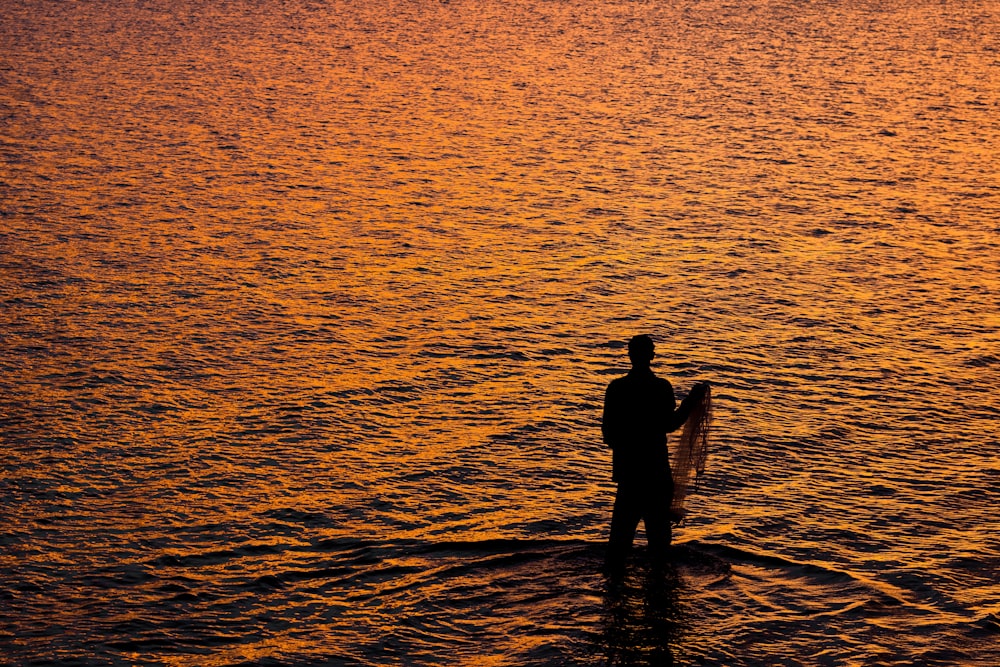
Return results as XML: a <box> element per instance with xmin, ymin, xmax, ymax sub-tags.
<box><xmin>601</xmin><ymin>561</ymin><xmax>682</xmax><ymax>666</ymax></box>
<box><xmin>602</xmin><ymin>334</ymin><xmax>707</xmax><ymax>574</ymax></box>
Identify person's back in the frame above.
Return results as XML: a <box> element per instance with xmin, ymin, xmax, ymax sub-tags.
<box><xmin>603</xmin><ymin>367</ymin><xmax>676</xmax><ymax>484</ymax></box>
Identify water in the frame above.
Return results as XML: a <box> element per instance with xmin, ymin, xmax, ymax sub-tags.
<box><xmin>2</xmin><ymin>0</ymin><xmax>999</xmax><ymax>664</ymax></box>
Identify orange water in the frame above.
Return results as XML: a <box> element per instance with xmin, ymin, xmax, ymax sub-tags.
<box><xmin>2</xmin><ymin>0</ymin><xmax>999</xmax><ymax>664</ymax></box>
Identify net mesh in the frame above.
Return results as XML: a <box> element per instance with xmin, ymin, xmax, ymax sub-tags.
<box><xmin>670</xmin><ymin>385</ymin><xmax>712</xmax><ymax>523</ymax></box>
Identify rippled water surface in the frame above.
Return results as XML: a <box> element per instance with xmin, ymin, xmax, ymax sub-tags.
<box><xmin>2</xmin><ymin>0</ymin><xmax>999</xmax><ymax>664</ymax></box>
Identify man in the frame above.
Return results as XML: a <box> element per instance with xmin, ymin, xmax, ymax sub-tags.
<box><xmin>602</xmin><ymin>334</ymin><xmax>706</xmax><ymax>571</ymax></box>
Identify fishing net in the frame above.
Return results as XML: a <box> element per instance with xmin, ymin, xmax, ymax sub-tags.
<box><xmin>670</xmin><ymin>384</ymin><xmax>712</xmax><ymax>523</ymax></box>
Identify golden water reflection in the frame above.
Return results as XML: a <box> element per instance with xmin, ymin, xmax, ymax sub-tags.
<box><xmin>2</xmin><ymin>0</ymin><xmax>999</xmax><ymax>664</ymax></box>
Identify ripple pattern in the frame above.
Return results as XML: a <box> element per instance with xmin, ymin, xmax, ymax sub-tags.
<box><xmin>2</xmin><ymin>0</ymin><xmax>999</xmax><ymax>664</ymax></box>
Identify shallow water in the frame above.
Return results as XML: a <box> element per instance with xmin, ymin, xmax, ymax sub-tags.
<box><xmin>2</xmin><ymin>0</ymin><xmax>999</xmax><ymax>664</ymax></box>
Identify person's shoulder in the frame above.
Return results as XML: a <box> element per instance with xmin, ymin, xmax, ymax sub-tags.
<box><xmin>606</xmin><ymin>372</ymin><xmax>637</xmax><ymax>394</ymax></box>
<box><xmin>606</xmin><ymin>375</ymin><xmax>629</xmax><ymax>390</ymax></box>
<box><xmin>651</xmin><ymin>374</ymin><xmax>674</xmax><ymax>392</ymax></box>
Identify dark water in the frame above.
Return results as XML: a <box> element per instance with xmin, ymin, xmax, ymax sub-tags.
<box><xmin>2</xmin><ymin>0</ymin><xmax>999</xmax><ymax>664</ymax></box>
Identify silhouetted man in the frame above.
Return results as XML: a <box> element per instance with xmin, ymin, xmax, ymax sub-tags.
<box><xmin>602</xmin><ymin>334</ymin><xmax>706</xmax><ymax>572</ymax></box>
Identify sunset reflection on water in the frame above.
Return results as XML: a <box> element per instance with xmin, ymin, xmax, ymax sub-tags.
<box><xmin>2</xmin><ymin>0</ymin><xmax>999</xmax><ymax>664</ymax></box>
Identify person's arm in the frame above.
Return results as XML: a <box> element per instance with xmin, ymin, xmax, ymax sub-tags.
<box><xmin>602</xmin><ymin>383</ymin><xmax>619</xmax><ymax>448</ymax></box>
<box><xmin>666</xmin><ymin>382</ymin><xmax>707</xmax><ymax>432</ymax></box>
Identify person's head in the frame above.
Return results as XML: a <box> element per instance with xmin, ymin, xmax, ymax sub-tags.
<box><xmin>627</xmin><ymin>334</ymin><xmax>655</xmax><ymax>367</ymax></box>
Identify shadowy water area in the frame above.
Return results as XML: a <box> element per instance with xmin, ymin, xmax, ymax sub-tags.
<box><xmin>2</xmin><ymin>0</ymin><xmax>999</xmax><ymax>664</ymax></box>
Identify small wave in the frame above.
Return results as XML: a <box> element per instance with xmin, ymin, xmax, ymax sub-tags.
<box><xmin>965</xmin><ymin>354</ymin><xmax>999</xmax><ymax>368</ymax></box>
<box><xmin>150</xmin><ymin>542</ymin><xmax>289</xmax><ymax>568</ymax></box>
<box><xmin>967</xmin><ymin>612</ymin><xmax>1000</xmax><ymax>637</ymax></box>
<box><xmin>693</xmin><ymin>541</ymin><xmax>977</xmax><ymax>625</ymax></box>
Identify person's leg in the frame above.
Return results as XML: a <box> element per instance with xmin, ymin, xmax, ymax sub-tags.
<box><xmin>643</xmin><ymin>478</ymin><xmax>674</xmax><ymax>562</ymax></box>
<box><xmin>606</xmin><ymin>484</ymin><xmax>641</xmax><ymax>573</ymax></box>
<box><xmin>643</xmin><ymin>503</ymin><xmax>672</xmax><ymax>561</ymax></box>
